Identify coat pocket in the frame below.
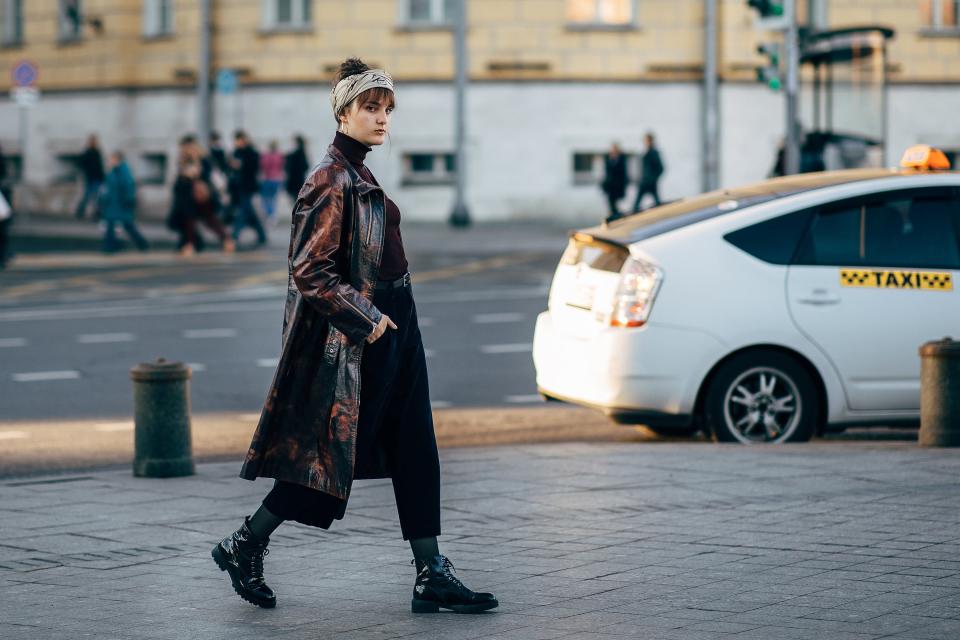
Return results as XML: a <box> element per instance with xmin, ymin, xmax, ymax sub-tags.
<box><xmin>323</xmin><ymin>325</ymin><xmax>343</xmax><ymax>366</ymax></box>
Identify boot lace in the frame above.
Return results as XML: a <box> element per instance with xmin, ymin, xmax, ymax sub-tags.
<box><xmin>440</xmin><ymin>557</ymin><xmax>468</xmax><ymax>592</ymax></box>
<box><xmin>248</xmin><ymin>547</ymin><xmax>269</xmax><ymax>584</ymax></box>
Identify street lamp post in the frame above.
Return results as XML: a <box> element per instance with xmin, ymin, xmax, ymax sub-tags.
<box><xmin>448</xmin><ymin>0</ymin><xmax>470</xmax><ymax>227</ymax></box>
<box><xmin>783</xmin><ymin>0</ymin><xmax>800</xmax><ymax>174</ymax></box>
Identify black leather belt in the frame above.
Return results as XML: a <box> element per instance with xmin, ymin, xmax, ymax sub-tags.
<box><xmin>375</xmin><ymin>272</ymin><xmax>411</xmax><ymax>291</ymax></box>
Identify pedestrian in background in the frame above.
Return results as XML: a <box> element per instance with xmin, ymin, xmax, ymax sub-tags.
<box><xmin>284</xmin><ymin>134</ymin><xmax>310</xmax><ymax>202</ymax></box>
<box><xmin>168</xmin><ymin>135</ymin><xmax>233</xmax><ymax>256</ymax></box>
<box><xmin>100</xmin><ymin>150</ymin><xmax>148</xmax><ymax>253</ymax></box>
<box><xmin>259</xmin><ymin>140</ymin><xmax>284</xmax><ymax>225</ymax></box>
<box><xmin>208</xmin><ymin>131</ymin><xmax>231</xmax><ymax>209</ymax></box>
<box><xmin>631</xmin><ymin>132</ymin><xmax>664</xmax><ymax>213</ymax></box>
<box><xmin>230</xmin><ymin>130</ymin><xmax>267</xmax><ymax>248</ymax></box>
<box><xmin>212</xmin><ymin>57</ymin><xmax>497</xmax><ymax>615</ymax></box>
<box><xmin>0</xmin><ymin>143</ymin><xmax>10</xmax><ymax>269</ymax></box>
<box><xmin>601</xmin><ymin>142</ymin><xmax>628</xmax><ymax>222</ymax></box>
<box><xmin>75</xmin><ymin>134</ymin><xmax>106</xmax><ymax>220</ymax></box>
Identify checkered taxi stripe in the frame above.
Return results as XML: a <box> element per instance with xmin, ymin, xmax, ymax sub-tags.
<box><xmin>840</xmin><ymin>269</ymin><xmax>953</xmax><ymax>291</ymax></box>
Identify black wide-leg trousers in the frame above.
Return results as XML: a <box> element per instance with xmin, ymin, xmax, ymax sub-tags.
<box><xmin>262</xmin><ymin>283</ymin><xmax>441</xmax><ymax>540</ymax></box>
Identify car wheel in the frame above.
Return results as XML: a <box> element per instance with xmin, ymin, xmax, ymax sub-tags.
<box><xmin>704</xmin><ymin>350</ymin><xmax>818</xmax><ymax>444</ymax></box>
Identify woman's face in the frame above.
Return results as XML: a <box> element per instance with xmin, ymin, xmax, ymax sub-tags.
<box><xmin>340</xmin><ymin>96</ymin><xmax>393</xmax><ymax>146</ymax></box>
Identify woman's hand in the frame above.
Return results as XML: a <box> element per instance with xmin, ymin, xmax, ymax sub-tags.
<box><xmin>366</xmin><ymin>314</ymin><xmax>397</xmax><ymax>343</ymax></box>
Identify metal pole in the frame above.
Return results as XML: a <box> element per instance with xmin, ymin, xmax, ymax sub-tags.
<box><xmin>18</xmin><ymin>104</ymin><xmax>28</xmax><ymax>220</ymax></box>
<box><xmin>448</xmin><ymin>0</ymin><xmax>470</xmax><ymax>227</ymax></box>
<box><xmin>197</xmin><ymin>0</ymin><xmax>212</xmax><ymax>148</ymax></box>
<box><xmin>702</xmin><ymin>0</ymin><xmax>719</xmax><ymax>192</ymax></box>
<box><xmin>784</xmin><ymin>0</ymin><xmax>800</xmax><ymax>174</ymax></box>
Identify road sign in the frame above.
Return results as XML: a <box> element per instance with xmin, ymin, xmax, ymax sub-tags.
<box><xmin>11</xmin><ymin>86</ymin><xmax>40</xmax><ymax>107</ymax></box>
<box><xmin>12</xmin><ymin>60</ymin><xmax>38</xmax><ymax>87</ymax></box>
<box><xmin>216</xmin><ymin>69</ymin><xmax>238</xmax><ymax>95</ymax></box>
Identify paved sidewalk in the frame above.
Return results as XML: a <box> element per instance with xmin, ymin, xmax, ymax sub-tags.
<box><xmin>3</xmin><ymin>440</ymin><xmax>960</xmax><ymax>640</ymax></box>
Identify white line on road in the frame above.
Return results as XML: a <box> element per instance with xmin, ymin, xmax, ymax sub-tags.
<box><xmin>257</xmin><ymin>358</ymin><xmax>279</xmax><ymax>368</ymax></box>
<box><xmin>504</xmin><ymin>394</ymin><xmax>544</xmax><ymax>404</ymax></box>
<box><xmin>0</xmin><ymin>338</ymin><xmax>27</xmax><ymax>348</ymax></box>
<box><xmin>94</xmin><ymin>422</ymin><xmax>134</xmax><ymax>432</ymax></box>
<box><xmin>77</xmin><ymin>332</ymin><xmax>136</xmax><ymax>344</ymax></box>
<box><xmin>473</xmin><ymin>312</ymin><xmax>526</xmax><ymax>324</ymax></box>
<box><xmin>184</xmin><ymin>328</ymin><xmax>238</xmax><ymax>339</ymax></box>
<box><xmin>12</xmin><ymin>370</ymin><xmax>81</xmax><ymax>382</ymax></box>
<box><xmin>0</xmin><ymin>431</ymin><xmax>29</xmax><ymax>440</ymax></box>
<box><xmin>480</xmin><ymin>343</ymin><xmax>533</xmax><ymax>355</ymax></box>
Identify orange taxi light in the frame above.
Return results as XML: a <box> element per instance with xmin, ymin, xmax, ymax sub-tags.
<box><xmin>900</xmin><ymin>145</ymin><xmax>951</xmax><ymax>170</ymax></box>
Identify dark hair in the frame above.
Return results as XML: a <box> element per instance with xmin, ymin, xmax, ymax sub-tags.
<box><xmin>179</xmin><ymin>134</ymin><xmax>196</xmax><ymax>146</ymax></box>
<box><xmin>332</xmin><ymin>57</ymin><xmax>395</xmax><ymax>124</ymax></box>
<box><xmin>211</xmin><ymin>131</ymin><xmax>221</xmax><ymax>142</ymax></box>
<box><xmin>234</xmin><ymin>129</ymin><xmax>247</xmax><ymax>141</ymax></box>
<box><xmin>294</xmin><ymin>134</ymin><xmax>306</xmax><ymax>150</ymax></box>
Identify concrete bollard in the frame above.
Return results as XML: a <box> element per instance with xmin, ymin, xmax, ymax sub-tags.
<box><xmin>919</xmin><ymin>338</ymin><xmax>960</xmax><ymax>447</ymax></box>
<box><xmin>130</xmin><ymin>358</ymin><xmax>196</xmax><ymax>477</ymax></box>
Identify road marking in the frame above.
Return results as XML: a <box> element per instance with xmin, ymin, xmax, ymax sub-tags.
<box><xmin>94</xmin><ymin>422</ymin><xmax>134</xmax><ymax>432</ymax></box>
<box><xmin>240</xmin><ymin>413</ymin><xmax>262</xmax><ymax>422</ymax></box>
<box><xmin>187</xmin><ymin>363</ymin><xmax>206</xmax><ymax>372</ymax></box>
<box><xmin>184</xmin><ymin>328</ymin><xmax>238</xmax><ymax>339</ymax></box>
<box><xmin>77</xmin><ymin>332</ymin><xmax>135</xmax><ymax>344</ymax></box>
<box><xmin>416</xmin><ymin>286</ymin><xmax>548</xmax><ymax>305</ymax></box>
<box><xmin>413</xmin><ymin>253</ymin><xmax>541</xmax><ymax>284</ymax></box>
<box><xmin>431</xmin><ymin>401</ymin><xmax>452</xmax><ymax>409</ymax></box>
<box><xmin>12</xmin><ymin>370</ymin><xmax>81</xmax><ymax>382</ymax></box>
<box><xmin>257</xmin><ymin>358</ymin><xmax>279</xmax><ymax>368</ymax></box>
<box><xmin>504</xmin><ymin>394</ymin><xmax>544</xmax><ymax>404</ymax></box>
<box><xmin>0</xmin><ymin>431</ymin><xmax>29</xmax><ymax>440</ymax></box>
<box><xmin>473</xmin><ymin>312</ymin><xmax>526</xmax><ymax>324</ymax></box>
<box><xmin>480</xmin><ymin>343</ymin><xmax>533</xmax><ymax>355</ymax></box>
<box><xmin>0</xmin><ymin>338</ymin><xmax>27</xmax><ymax>348</ymax></box>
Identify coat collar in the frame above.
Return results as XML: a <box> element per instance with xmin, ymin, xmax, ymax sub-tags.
<box><xmin>326</xmin><ymin>144</ymin><xmax>381</xmax><ymax>197</ymax></box>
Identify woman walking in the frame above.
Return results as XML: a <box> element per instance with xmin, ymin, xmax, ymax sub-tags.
<box><xmin>259</xmin><ymin>140</ymin><xmax>284</xmax><ymax>224</ymax></box>
<box><xmin>100</xmin><ymin>151</ymin><xmax>148</xmax><ymax>253</ymax></box>
<box><xmin>212</xmin><ymin>58</ymin><xmax>498</xmax><ymax>614</ymax></box>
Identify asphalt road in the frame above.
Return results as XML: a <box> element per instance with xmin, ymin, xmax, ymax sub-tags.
<box><xmin>0</xmin><ymin>224</ymin><xmax>569</xmax><ymax>423</ymax></box>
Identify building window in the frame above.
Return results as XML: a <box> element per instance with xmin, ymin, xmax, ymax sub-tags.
<box><xmin>263</xmin><ymin>0</ymin><xmax>312</xmax><ymax>30</ymax></box>
<box><xmin>923</xmin><ymin>0</ymin><xmax>960</xmax><ymax>29</ymax></box>
<box><xmin>137</xmin><ymin>153</ymin><xmax>168</xmax><ymax>185</ymax></box>
<box><xmin>143</xmin><ymin>0</ymin><xmax>174</xmax><ymax>37</ymax></box>
<box><xmin>54</xmin><ymin>154</ymin><xmax>84</xmax><ymax>184</ymax></box>
<box><xmin>0</xmin><ymin>0</ymin><xmax>24</xmax><ymax>45</ymax></box>
<box><xmin>572</xmin><ymin>151</ymin><xmax>639</xmax><ymax>185</ymax></box>
<box><xmin>59</xmin><ymin>0</ymin><xmax>83</xmax><ymax>40</ymax></box>
<box><xmin>566</xmin><ymin>0</ymin><xmax>635</xmax><ymax>27</ymax></box>
<box><xmin>402</xmin><ymin>152</ymin><xmax>456</xmax><ymax>185</ymax></box>
<box><xmin>404</xmin><ymin>0</ymin><xmax>457</xmax><ymax>26</ymax></box>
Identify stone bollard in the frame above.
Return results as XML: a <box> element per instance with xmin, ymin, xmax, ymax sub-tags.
<box><xmin>919</xmin><ymin>338</ymin><xmax>960</xmax><ymax>447</ymax></box>
<box><xmin>130</xmin><ymin>358</ymin><xmax>196</xmax><ymax>477</ymax></box>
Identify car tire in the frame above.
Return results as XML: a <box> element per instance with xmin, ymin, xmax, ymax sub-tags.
<box><xmin>703</xmin><ymin>350</ymin><xmax>819</xmax><ymax>444</ymax></box>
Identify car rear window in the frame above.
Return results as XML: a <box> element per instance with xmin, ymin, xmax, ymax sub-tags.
<box><xmin>724</xmin><ymin>211</ymin><xmax>813</xmax><ymax>265</ymax></box>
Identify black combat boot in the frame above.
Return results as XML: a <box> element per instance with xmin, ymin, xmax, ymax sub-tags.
<box><xmin>411</xmin><ymin>555</ymin><xmax>498</xmax><ymax>614</ymax></box>
<box><xmin>211</xmin><ymin>517</ymin><xmax>276</xmax><ymax>608</ymax></box>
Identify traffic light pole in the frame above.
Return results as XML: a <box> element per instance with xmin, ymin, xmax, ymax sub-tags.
<box><xmin>783</xmin><ymin>0</ymin><xmax>800</xmax><ymax>174</ymax></box>
<box><xmin>448</xmin><ymin>0</ymin><xmax>471</xmax><ymax>228</ymax></box>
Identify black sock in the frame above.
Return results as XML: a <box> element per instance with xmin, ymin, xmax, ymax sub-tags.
<box><xmin>409</xmin><ymin>536</ymin><xmax>440</xmax><ymax>561</ymax></box>
<box><xmin>247</xmin><ymin>504</ymin><xmax>284</xmax><ymax>540</ymax></box>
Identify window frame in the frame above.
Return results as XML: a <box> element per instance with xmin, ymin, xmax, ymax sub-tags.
<box><xmin>143</xmin><ymin>0</ymin><xmax>174</xmax><ymax>39</ymax></box>
<box><xmin>399</xmin><ymin>0</ymin><xmax>456</xmax><ymax>29</ymax></box>
<box><xmin>572</xmin><ymin>151</ymin><xmax>639</xmax><ymax>186</ymax></box>
<box><xmin>921</xmin><ymin>0</ymin><xmax>960</xmax><ymax>36</ymax></box>
<box><xmin>261</xmin><ymin>0</ymin><xmax>313</xmax><ymax>33</ymax></box>
<box><xmin>58</xmin><ymin>0</ymin><xmax>83</xmax><ymax>42</ymax></box>
<box><xmin>791</xmin><ymin>186</ymin><xmax>960</xmax><ymax>270</ymax></box>
<box><xmin>565</xmin><ymin>0</ymin><xmax>639</xmax><ymax>32</ymax></box>
<box><xmin>402</xmin><ymin>151</ymin><xmax>456</xmax><ymax>186</ymax></box>
<box><xmin>0</xmin><ymin>0</ymin><xmax>24</xmax><ymax>46</ymax></box>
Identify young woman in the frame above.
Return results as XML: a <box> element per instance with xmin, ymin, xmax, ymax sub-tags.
<box><xmin>212</xmin><ymin>58</ymin><xmax>498</xmax><ymax>614</ymax></box>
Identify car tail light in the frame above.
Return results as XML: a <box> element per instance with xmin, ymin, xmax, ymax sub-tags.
<box><xmin>607</xmin><ymin>257</ymin><xmax>662</xmax><ymax>328</ymax></box>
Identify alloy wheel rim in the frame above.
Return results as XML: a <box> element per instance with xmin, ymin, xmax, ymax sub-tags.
<box><xmin>722</xmin><ymin>366</ymin><xmax>801</xmax><ymax>443</ymax></box>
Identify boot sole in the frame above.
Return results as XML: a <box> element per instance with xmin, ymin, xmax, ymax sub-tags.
<box><xmin>412</xmin><ymin>598</ymin><xmax>499</xmax><ymax>614</ymax></box>
<box><xmin>211</xmin><ymin>545</ymin><xmax>277</xmax><ymax>609</ymax></box>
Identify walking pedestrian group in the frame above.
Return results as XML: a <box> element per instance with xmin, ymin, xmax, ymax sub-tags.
<box><xmin>601</xmin><ymin>131</ymin><xmax>666</xmax><ymax>223</ymax></box>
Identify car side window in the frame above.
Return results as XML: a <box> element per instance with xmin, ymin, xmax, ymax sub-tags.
<box><xmin>723</xmin><ymin>210</ymin><xmax>812</xmax><ymax>265</ymax></box>
<box><xmin>794</xmin><ymin>189</ymin><xmax>960</xmax><ymax>270</ymax></box>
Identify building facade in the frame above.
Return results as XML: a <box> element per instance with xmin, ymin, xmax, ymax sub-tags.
<box><xmin>1</xmin><ymin>0</ymin><xmax>959</xmax><ymax>222</ymax></box>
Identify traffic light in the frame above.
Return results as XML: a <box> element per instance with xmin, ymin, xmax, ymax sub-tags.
<box><xmin>756</xmin><ymin>42</ymin><xmax>782</xmax><ymax>91</ymax></box>
<box><xmin>747</xmin><ymin>0</ymin><xmax>784</xmax><ymax>17</ymax></box>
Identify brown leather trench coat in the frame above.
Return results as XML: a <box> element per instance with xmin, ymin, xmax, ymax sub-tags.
<box><xmin>239</xmin><ymin>144</ymin><xmax>387</xmax><ymax>500</ymax></box>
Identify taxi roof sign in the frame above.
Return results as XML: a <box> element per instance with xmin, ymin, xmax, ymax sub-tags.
<box><xmin>899</xmin><ymin>144</ymin><xmax>951</xmax><ymax>170</ymax></box>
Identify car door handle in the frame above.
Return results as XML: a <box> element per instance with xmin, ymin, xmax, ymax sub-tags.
<box><xmin>796</xmin><ymin>290</ymin><xmax>841</xmax><ymax>306</ymax></box>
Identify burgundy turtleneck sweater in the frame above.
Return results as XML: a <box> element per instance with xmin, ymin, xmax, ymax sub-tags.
<box><xmin>333</xmin><ymin>131</ymin><xmax>409</xmax><ymax>281</ymax></box>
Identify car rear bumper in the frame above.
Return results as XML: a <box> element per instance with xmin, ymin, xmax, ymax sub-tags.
<box><xmin>533</xmin><ymin>310</ymin><xmax>723</xmax><ymax>426</ymax></box>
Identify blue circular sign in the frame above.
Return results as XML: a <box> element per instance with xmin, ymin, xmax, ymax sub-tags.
<box><xmin>12</xmin><ymin>60</ymin><xmax>38</xmax><ymax>87</ymax></box>
<box><xmin>216</xmin><ymin>69</ymin><xmax>238</xmax><ymax>95</ymax></box>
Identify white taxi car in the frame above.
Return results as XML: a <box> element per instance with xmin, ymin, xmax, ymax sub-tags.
<box><xmin>533</xmin><ymin>146</ymin><xmax>960</xmax><ymax>443</ymax></box>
